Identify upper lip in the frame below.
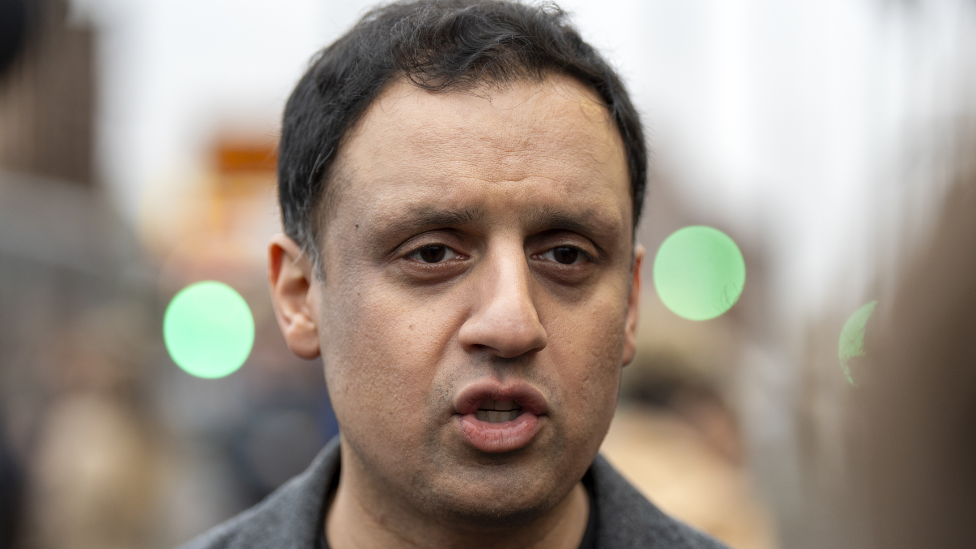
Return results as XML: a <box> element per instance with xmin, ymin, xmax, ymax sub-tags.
<box><xmin>453</xmin><ymin>379</ymin><xmax>549</xmax><ymax>416</ymax></box>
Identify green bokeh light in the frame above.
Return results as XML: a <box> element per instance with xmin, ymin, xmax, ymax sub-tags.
<box><xmin>653</xmin><ymin>226</ymin><xmax>746</xmax><ymax>321</ymax></box>
<box><xmin>163</xmin><ymin>281</ymin><xmax>254</xmax><ymax>379</ymax></box>
<box><xmin>838</xmin><ymin>300</ymin><xmax>877</xmax><ymax>386</ymax></box>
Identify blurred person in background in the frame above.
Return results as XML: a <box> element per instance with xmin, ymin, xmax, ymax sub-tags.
<box><xmin>180</xmin><ymin>1</ymin><xmax>728</xmax><ymax>548</ymax></box>
<box><xmin>860</xmin><ymin>129</ymin><xmax>976</xmax><ymax>549</ymax></box>
<box><xmin>0</xmin><ymin>421</ymin><xmax>23</xmax><ymax>549</ymax></box>
<box><xmin>0</xmin><ymin>0</ymin><xmax>27</xmax><ymax>546</ymax></box>
<box><xmin>24</xmin><ymin>304</ymin><xmax>163</xmax><ymax>549</ymax></box>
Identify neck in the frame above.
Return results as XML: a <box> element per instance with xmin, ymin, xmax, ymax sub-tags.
<box><xmin>325</xmin><ymin>448</ymin><xmax>590</xmax><ymax>549</ymax></box>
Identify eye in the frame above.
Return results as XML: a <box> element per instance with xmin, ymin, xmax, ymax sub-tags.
<box><xmin>540</xmin><ymin>246</ymin><xmax>587</xmax><ymax>265</ymax></box>
<box><xmin>406</xmin><ymin>245</ymin><xmax>461</xmax><ymax>264</ymax></box>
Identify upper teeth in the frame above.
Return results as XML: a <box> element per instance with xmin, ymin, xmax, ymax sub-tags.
<box><xmin>476</xmin><ymin>410</ymin><xmax>520</xmax><ymax>423</ymax></box>
<box><xmin>476</xmin><ymin>400</ymin><xmax>522</xmax><ymax>423</ymax></box>
<box><xmin>479</xmin><ymin>399</ymin><xmax>520</xmax><ymax>411</ymax></box>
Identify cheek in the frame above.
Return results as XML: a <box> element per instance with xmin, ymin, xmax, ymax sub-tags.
<box><xmin>319</xmin><ymin>278</ymin><xmax>456</xmax><ymax>448</ymax></box>
<box><xmin>560</xmin><ymin>314</ymin><xmax>625</xmax><ymax>402</ymax></box>
<box><xmin>544</xmin><ymin>289</ymin><xmax>627</xmax><ymax>442</ymax></box>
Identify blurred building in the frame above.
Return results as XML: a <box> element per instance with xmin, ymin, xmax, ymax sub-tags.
<box><xmin>0</xmin><ymin>3</ymin><xmax>163</xmax><ymax>548</ymax></box>
<box><xmin>0</xmin><ymin>0</ymin><xmax>94</xmax><ymax>186</ymax></box>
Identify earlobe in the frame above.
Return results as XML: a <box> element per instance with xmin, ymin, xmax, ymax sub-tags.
<box><xmin>621</xmin><ymin>244</ymin><xmax>644</xmax><ymax>366</ymax></box>
<box><xmin>268</xmin><ymin>233</ymin><xmax>321</xmax><ymax>359</ymax></box>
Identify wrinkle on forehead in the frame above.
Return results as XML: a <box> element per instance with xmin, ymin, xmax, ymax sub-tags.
<box><xmin>325</xmin><ymin>73</ymin><xmax>630</xmax><ymax>233</ymax></box>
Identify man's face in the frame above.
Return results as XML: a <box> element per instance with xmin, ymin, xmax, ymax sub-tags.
<box><xmin>304</xmin><ymin>75</ymin><xmax>640</xmax><ymax>523</ymax></box>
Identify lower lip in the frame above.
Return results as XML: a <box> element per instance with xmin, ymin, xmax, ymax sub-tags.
<box><xmin>457</xmin><ymin>412</ymin><xmax>542</xmax><ymax>453</ymax></box>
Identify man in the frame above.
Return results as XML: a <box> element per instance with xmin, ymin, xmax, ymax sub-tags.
<box><xmin>182</xmin><ymin>1</ymin><xmax>728</xmax><ymax>547</ymax></box>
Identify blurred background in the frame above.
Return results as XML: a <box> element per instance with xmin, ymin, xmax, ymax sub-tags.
<box><xmin>1</xmin><ymin>0</ymin><xmax>974</xmax><ymax>548</ymax></box>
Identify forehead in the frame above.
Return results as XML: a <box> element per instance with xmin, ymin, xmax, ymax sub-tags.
<box><xmin>327</xmin><ymin>74</ymin><xmax>631</xmax><ymax>232</ymax></box>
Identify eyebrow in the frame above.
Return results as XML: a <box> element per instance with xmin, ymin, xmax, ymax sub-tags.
<box><xmin>373</xmin><ymin>205</ymin><xmax>485</xmax><ymax>238</ymax></box>
<box><xmin>523</xmin><ymin>206</ymin><xmax>622</xmax><ymax>240</ymax></box>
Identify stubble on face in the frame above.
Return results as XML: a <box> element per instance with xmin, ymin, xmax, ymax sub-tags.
<box><xmin>315</xmin><ymin>74</ymin><xmax>635</xmax><ymax>532</ymax></box>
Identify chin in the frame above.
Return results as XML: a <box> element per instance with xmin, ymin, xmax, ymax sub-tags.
<box><xmin>433</xmin><ymin>491</ymin><xmax>557</xmax><ymax>529</ymax></box>
<box><xmin>419</xmin><ymin>466</ymin><xmax>571</xmax><ymax>529</ymax></box>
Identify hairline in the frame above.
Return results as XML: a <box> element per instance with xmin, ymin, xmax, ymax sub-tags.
<box><xmin>306</xmin><ymin>70</ymin><xmax>638</xmax><ymax>278</ymax></box>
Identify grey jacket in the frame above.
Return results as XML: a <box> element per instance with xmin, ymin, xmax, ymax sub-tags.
<box><xmin>178</xmin><ymin>437</ymin><xmax>729</xmax><ymax>549</ymax></box>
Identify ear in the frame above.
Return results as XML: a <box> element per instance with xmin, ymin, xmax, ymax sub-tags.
<box><xmin>621</xmin><ymin>243</ymin><xmax>644</xmax><ymax>366</ymax></box>
<box><xmin>268</xmin><ymin>233</ymin><xmax>321</xmax><ymax>359</ymax></box>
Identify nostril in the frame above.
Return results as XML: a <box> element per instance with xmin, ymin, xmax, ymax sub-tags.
<box><xmin>456</xmin><ymin>265</ymin><xmax>548</xmax><ymax>357</ymax></box>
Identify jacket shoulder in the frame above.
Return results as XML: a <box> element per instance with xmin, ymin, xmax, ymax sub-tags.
<box><xmin>176</xmin><ymin>437</ymin><xmax>340</xmax><ymax>549</ymax></box>
<box><xmin>591</xmin><ymin>454</ymin><xmax>731</xmax><ymax>549</ymax></box>
<box><xmin>175</xmin><ymin>498</ymin><xmax>275</xmax><ymax>549</ymax></box>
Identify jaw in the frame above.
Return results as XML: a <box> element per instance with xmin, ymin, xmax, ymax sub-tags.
<box><xmin>338</xmin><ymin>411</ymin><xmax>579</xmax><ymax>520</ymax></box>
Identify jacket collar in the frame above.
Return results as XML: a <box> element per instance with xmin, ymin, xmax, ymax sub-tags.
<box><xmin>190</xmin><ymin>435</ymin><xmax>723</xmax><ymax>549</ymax></box>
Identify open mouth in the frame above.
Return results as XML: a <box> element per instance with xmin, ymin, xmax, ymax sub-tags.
<box><xmin>475</xmin><ymin>399</ymin><xmax>523</xmax><ymax>423</ymax></box>
<box><xmin>453</xmin><ymin>380</ymin><xmax>548</xmax><ymax>453</ymax></box>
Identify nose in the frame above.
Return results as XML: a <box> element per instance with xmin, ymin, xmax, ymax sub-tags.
<box><xmin>457</xmin><ymin>248</ymin><xmax>548</xmax><ymax>359</ymax></box>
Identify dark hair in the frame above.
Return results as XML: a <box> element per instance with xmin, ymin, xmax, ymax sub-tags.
<box><xmin>278</xmin><ymin>0</ymin><xmax>647</xmax><ymax>266</ymax></box>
